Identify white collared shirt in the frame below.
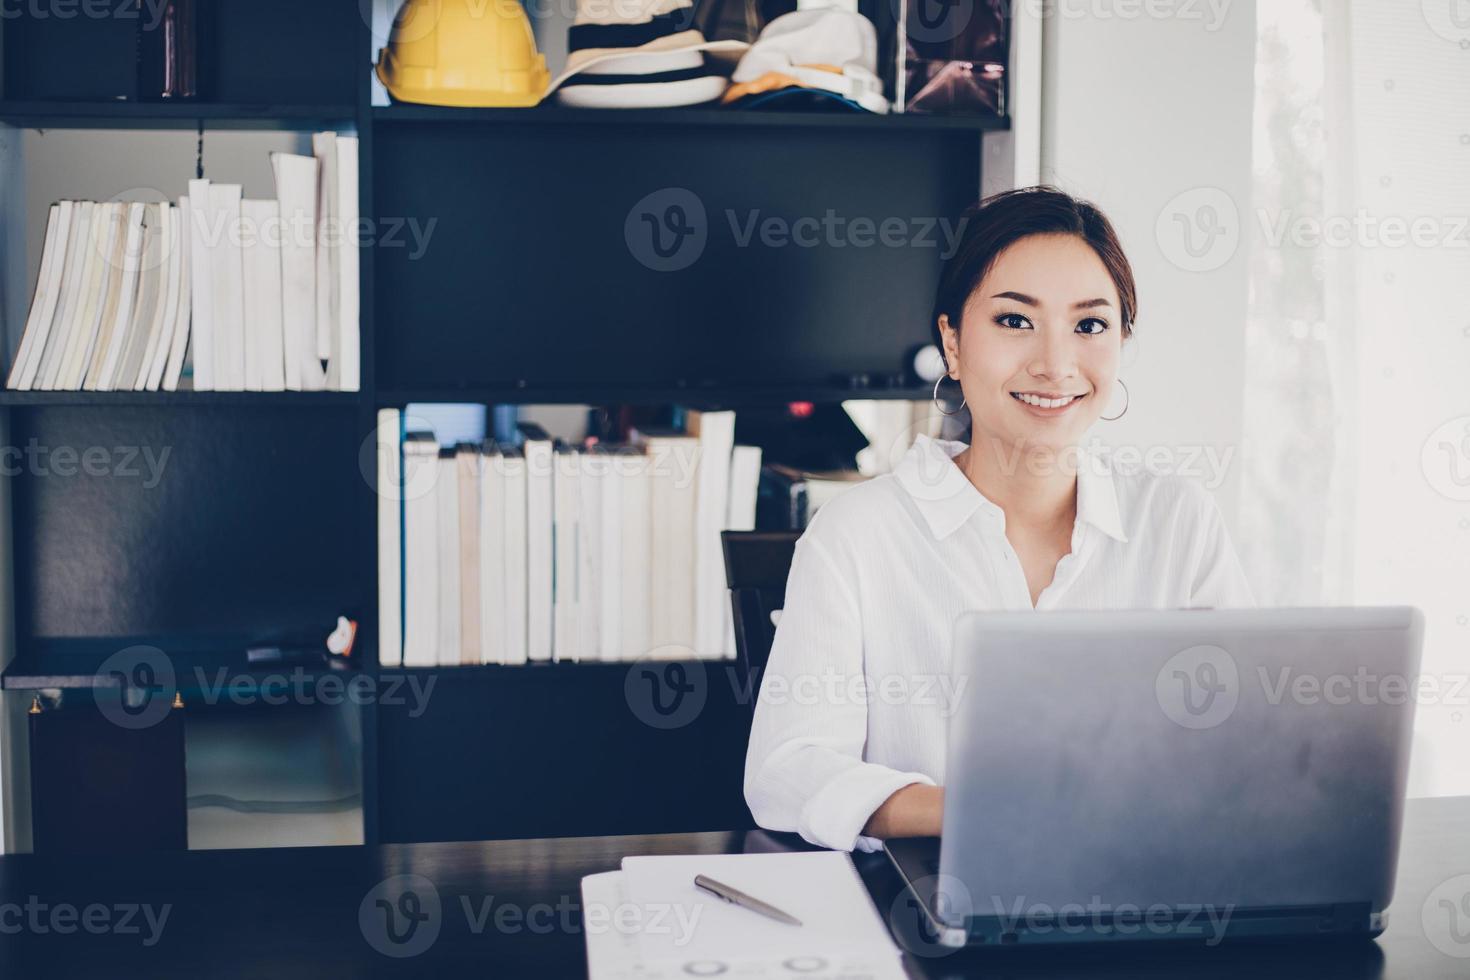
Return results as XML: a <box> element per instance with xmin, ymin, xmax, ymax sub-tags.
<box><xmin>744</xmin><ymin>434</ymin><xmax>1255</xmax><ymax>852</ymax></box>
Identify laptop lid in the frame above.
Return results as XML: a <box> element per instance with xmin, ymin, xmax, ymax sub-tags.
<box><xmin>937</xmin><ymin>606</ymin><xmax>1422</xmax><ymax>930</ymax></box>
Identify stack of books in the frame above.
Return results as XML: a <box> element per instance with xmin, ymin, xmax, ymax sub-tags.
<box><xmin>376</xmin><ymin>410</ymin><xmax>764</xmax><ymax>666</ymax></box>
<box><xmin>5</xmin><ymin>131</ymin><xmax>359</xmax><ymax>393</ymax></box>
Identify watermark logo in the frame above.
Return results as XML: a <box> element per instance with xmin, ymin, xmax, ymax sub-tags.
<box><xmin>626</xmin><ymin>188</ymin><xmax>707</xmax><ymax>272</ymax></box>
<box><xmin>1422</xmin><ymin>0</ymin><xmax>1470</xmax><ymax>45</ymax></box>
<box><xmin>624</xmin><ymin>654</ymin><xmax>708</xmax><ymax>729</ymax></box>
<box><xmin>1422</xmin><ymin>873</ymin><xmax>1470</xmax><ymax>958</ymax></box>
<box><xmin>887</xmin><ymin>873</ymin><xmax>973</xmax><ymax>957</ymax></box>
<box><xmin>1422</xmin><ymin>417</ymin><xmax>1470</xmax><ymax>502</ymax></box>
<box><xmin>899</xmin><ymin>0</ymin><xmax>974</xmax><ymax>44</ymax></box>
<box><xmin>95</xmin><ymin>645</ymin><xmax>176</xmax><ymax>731</ymax></box>
<box><xmin>360</xmin><ymin>874</ymin><xmax>442</xmax><ymax>958</ymax></box>
<box><xmin>1156</xmin><ymin>187</ymin><xmax>1240</xmax><ymax>272</ymax></box>
<box><xmin>1156</xmin><ymin>644</ymin><xmax>1238</xmax><ymax>729</ymax></box>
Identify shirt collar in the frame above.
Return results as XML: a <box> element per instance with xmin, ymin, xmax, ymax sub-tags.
<box><xmin>894</xmin><ymin>434</ymin><xmax>1129</xmax><ymax>544</ymax></box>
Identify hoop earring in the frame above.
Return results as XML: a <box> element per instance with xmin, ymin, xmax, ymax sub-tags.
<box><xmin>932</xmin><ymin>373</ymin><xmax>967</xmax><ymax>417</ymax></box>
<box><xmin>1101</xmin><ymin>379</ymin><xmax>1129</xmax><ymax>421</ymax></box>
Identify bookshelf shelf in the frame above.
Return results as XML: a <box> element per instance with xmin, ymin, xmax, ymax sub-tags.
<box><xmin>373</xmin><ymin>103</ymin><xmax>1008</xmax><ymax>133</ymax></box>
<box><xmin>378</xmin><ymin>382</ymin><xmax>935</xmax><ymax>408</ymax></box>
<box><xmin>1</xmin><ymin>639</ymin><xmax>358</xmax><ymax>694</ymax></box>
<box><xmin>0</xmin><ymin>390</ymin><xmax>361</xmax><ymax>408</ymax></box>
<box><xmin>0</xmin><ymin>101</ymin><xmax>359</xmax><ymax>130</ymax></box>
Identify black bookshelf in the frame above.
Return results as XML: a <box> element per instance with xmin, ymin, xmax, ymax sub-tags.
<box><xmin>0</xmin><ymin>0</ymin><xmax>1001</xmax><ymax>849</ymax></box>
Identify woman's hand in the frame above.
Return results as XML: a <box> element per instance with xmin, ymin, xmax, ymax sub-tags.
<box><xmin>863</xmin><ymin>784</ymin><xmax>944</xmax><ymax>839</ymax></box>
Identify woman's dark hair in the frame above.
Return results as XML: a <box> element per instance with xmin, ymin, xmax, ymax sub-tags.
<box><xmin>930</xmin><ymin>186</ymin><xmax>1138</xmax><ymax>349</ymax></box>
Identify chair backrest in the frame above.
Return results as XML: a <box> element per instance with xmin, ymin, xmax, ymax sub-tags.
<box><xmin>721</xmin><ymin>530</ymin><xmax>800</xmax><ymax>712</ymax></box>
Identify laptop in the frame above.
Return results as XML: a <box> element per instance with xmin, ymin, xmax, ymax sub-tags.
<box><xmin>886</xmin><ymin>606</ymin><xmax>1423</xmax><ymax>948</ymax></box>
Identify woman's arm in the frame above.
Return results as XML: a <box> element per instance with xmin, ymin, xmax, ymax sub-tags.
<box><xmin>863</xmin><ymin>783</ymin><xmax>944</xmax><ymax>839</ymax></box>
<box><xmin>744</xmin><ymin>531</ymin><xmax>937</xmax><ymax>852</ymax></box>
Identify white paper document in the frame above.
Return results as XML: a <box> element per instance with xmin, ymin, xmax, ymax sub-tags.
<box><xmin>582</xmin><ymin>851</ymin><xmax>906</xmax><ymax>980</ymax></box>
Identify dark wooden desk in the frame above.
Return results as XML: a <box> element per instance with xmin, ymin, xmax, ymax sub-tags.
<box><xmin>1</xmin><ymin>797</ymin><xmax>1465</xmax><ymax>979</ymax></box>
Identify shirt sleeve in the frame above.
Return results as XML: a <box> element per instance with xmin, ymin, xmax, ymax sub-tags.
<box><xmin>744</xmin><ymin>529</ymin><xmax>936</xmax><ymax>852</ymax></box>
<box><xmin>1187</xmin><ymin>488</ymin><xmax>1257</xmax><ymax>608</ymax></box>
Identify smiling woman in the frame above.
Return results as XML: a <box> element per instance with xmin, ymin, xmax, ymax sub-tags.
<box><xmin>743</xmin><ymin>186</ymin><xmax>1256</xmax><ymax>853</ymax></box>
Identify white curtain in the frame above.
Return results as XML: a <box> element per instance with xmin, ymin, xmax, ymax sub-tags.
<box><xmin>1240</xmin><ymin>0</ymin><xmax>1470</xmax><ymax>797</ymax></box>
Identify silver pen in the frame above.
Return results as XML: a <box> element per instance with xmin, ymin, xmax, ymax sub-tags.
<box><xmin>694</xmin><ymin>874</ymin><xmax>803</xmax><ymax>926</ymax></box>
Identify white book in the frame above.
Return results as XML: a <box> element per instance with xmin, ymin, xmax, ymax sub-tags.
<box><xmin>113</xmin><ymin>203</ymin><xmax>167</xmax><ymax>391</ymax></box>
<box><xmin>377</xmin><ymin>409</ymin><xmax>404</xmax><ymax>668</ymax></box>
<box><xmin>639</xmin><ymin>433</ymin><xmax>699</xmax><ymax>655</ymax></box>
<box><xmin>186</xmin><ymin>180</ymin><xmax>215</xmax><ymax>391</ymax></box>
<box><xmin>333</xmin><ymin>135</ymin><xmax>361</xmax><ymax>392</ymax></box>
<box><xmin>145</xmin><ymin>205</ymin><xmax>185</xmax><ymax>391</ymax></box>
<box><xmin>87</xmin><ymin>203</ymin><xmax>144</xmax><ymax>391</ymax></box>
<box><xmin>401</xmin><ymin>435</ymin><xmax>440</xmax><ymax>668</ymax></box>
<box><xmin>619</xmin><ymin>452</ymin><xmax>653</xmax><ymax>661</ymax></box>
<box><xmin>162</xmin><ymin>197</ymin><xmax>193</xmax><ymax>391</ymax></box>
<box><xmin>60</xmin><ymin>201</ymin><xmax>123</xmax><ymax>390</ymax></box>
<box><xmin>596</xmin><ymin>448</ymin><xmax>626</xmax><ymax>662</ymax></box>
<box><xmin>241</xmin><ymin>198</ymin><xmax>286</xmax><ymax>392</ymax></box>
<box><xmin>552</xmin><ymin>448</ymin><xmax>580</xmax><ymax>664</ymax></box>
<box><xmin>32</xmin><ymin>201</ymin><xmax>93</xmax><ymax>390</ymax></box>
<box><xmin>270</xmin><ymin>152</ymin><xmax>322</xmax><ymax>391</ymax></box>
<box><xmin>523</xmin><ymin>432</ymin><xmax>554</xmax><ymax>663</ymax></box>
<box><xmin>130</xmin><ymin>203</ymin><xmax>176</xmax><ymax>390</ymax></box>
<box><xmin>67</xmin><ymin>201</ymin><xmax>121</xmax><ymax>390</ymax></box>
<box><xmin>207</xmin><ymin>183</ymin><xmax>245</xmax><ymax>390</ymax></box>
<box><xmin>688</xmin><ymin>410</ymin><xmax>736</xmax><ymax>659</ymax></box>
<box><xmin>139</xmin><ymin>204</ymin><xmax>183</xmax><ymax>390</ymax></box>
<box><xmin>456</xmin><ymin>445</ymin><xmax>482</xmax><ymax>666</ymax></box>
<box><xmin>501</xmin><ymin>451</ymin><xmax>529</xmax><ymax>666</ymax></box>
<box><xmin>724</xmin><ymin>444</ymin><xmax>764</xmax><ymax>656</ymax></box>
<box><xmin>38</xmin><ymin>200</ymin><xmax>98</xmax><ymax>390</ymax></box>
<box><xmin>436</xmin><ymin>450</ymin><xmax>462</xmax><ymax>667</ymax></box>
<box><xmin>479</xmin><ymin>444</ymin><xmax>507</xmax><ymax>666</ymax></box>
<box><xmin>8</xmin><ymin>201</ymin><xmax>71</xmax><ymax>390</ymax></box>
<box><xmin>577</xmin><ymin>451</ymin><xmax>601</xmax><ymax>664</ymax></box>
<box><xmin>312</xmin><ymin>131</ymin><xmax>339</xmax><ymax>364</ymax></box>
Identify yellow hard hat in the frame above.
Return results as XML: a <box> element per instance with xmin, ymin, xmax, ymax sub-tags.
<box><xmin>375</xmin><ymin>0</ymin><xmax>551</xmax><ymax>108</ymax></box>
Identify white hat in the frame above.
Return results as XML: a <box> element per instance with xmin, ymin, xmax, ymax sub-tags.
<box><xmin>725</xmin><ymin>5</ymin><xmax>889</xmax><ymax>114</ymax></box>
<box><xmin>548</xmin><ymin>0</ymin><xmax>749</xmax><ymax>108</ymax></box>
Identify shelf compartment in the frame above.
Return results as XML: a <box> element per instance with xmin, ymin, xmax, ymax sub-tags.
<box><xmin>375</xmin><ymin>659</ymin><xmax>754</xmax><ymax>841</ymax></box>
<box><xmin>7</xmin><ymin>405</ymin><xmax>371</xmax><ymax>643</ymax></box>
<box><xmin>373</xmin><ymin>114</ymin><xmax>979</xmax><ymax>394</ymax></box>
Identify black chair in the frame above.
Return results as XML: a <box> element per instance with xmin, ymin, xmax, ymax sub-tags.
<box><xmin>721</xmin><ymin>530</ymin><xmax>801</xmax><ymax>713</ymax></box>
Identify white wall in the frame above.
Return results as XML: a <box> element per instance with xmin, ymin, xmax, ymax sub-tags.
<box><xmin>1040</xmin><ymin>2</ymin><xmax>1257</xmax><ymax>529</ymax></box>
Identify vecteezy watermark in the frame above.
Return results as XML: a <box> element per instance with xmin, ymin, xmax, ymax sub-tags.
<box><xmin>624</xmin><ymin>187</ymin><xmax>970</xmax><ymax>272</ymax></box>
<box><xmin>0</xmin><ymin>440</ymin><xmax>170</xmax><ymax>488</ymax></box>
<box><xmin>95</xmin><ymin>645</ymin><xmax>178</xmax><ymax>731</ymax></box>
<box><xmin>1423</xmin><ymin>873</ymin><xmax>1470</xmax><ymax>959</ymax></box>
<box><xmin>0</xmin><ymin>0</ymin><xmax>170</xmax><ymax>28</ymax></box>
<box><xmin>92</xmin><ymin>647</ymin><xmax>436</xmax><ymax>730</ymax></box>
<box><xmin>895</xmin><ymin>0</ymin><xmax>1232</xmax><ymax>44</ymax></box>
<box><xmin>1421</xmin><ymin>0</ymin><xmax>1470</xmax><ymax>46</ymax></box>
<box><xmin>1422</xmin><ymin>416</ymin><xmax>1470</xmax><ymax>502</ymax></box>
<box><xmin>1156</xmin><ymin>186</ymin><xmax>1241</xmax><ymax>272</ymax></box>
<box><xmin>624</xmin><ymin>655</ymin><xmax>709</xmax><ymax>730</ymax></box>
<box><xmin>1155</xmin><ymin>644</ymin><xmax>1240</xmax><ymax>730</ymax></box>
<box><xmin>192</xmin><ymin>666</ymin><xmax>436</xmax><ymax>717</ymax></box>
<box><xmin>624</xmin><ymin>660</ymin><xmax>970</xmax><ymax>729</ymax></box>
<box><xmin>0</xmin><ymin>896</ymin><xmax>172</xmax><ymax>947</ymax></box>
<box><xmin>887</xmin><ymin>873</ymin><xmax>1233</xmax><ymax>955</ymax></box>
<box><xmin>1257</xmin><ymin>208</ymin><xmax>1470</xmax><ymax>251</ymax></box>
<box><xmin>359</xmin><ymin>874</ymin><xmax>703</xmax><ymax>959</ymax></box>
<box><xmin>360</xmin><ymin>875</ymin><xmax>442</xmax><ymax>959</ymax></box>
